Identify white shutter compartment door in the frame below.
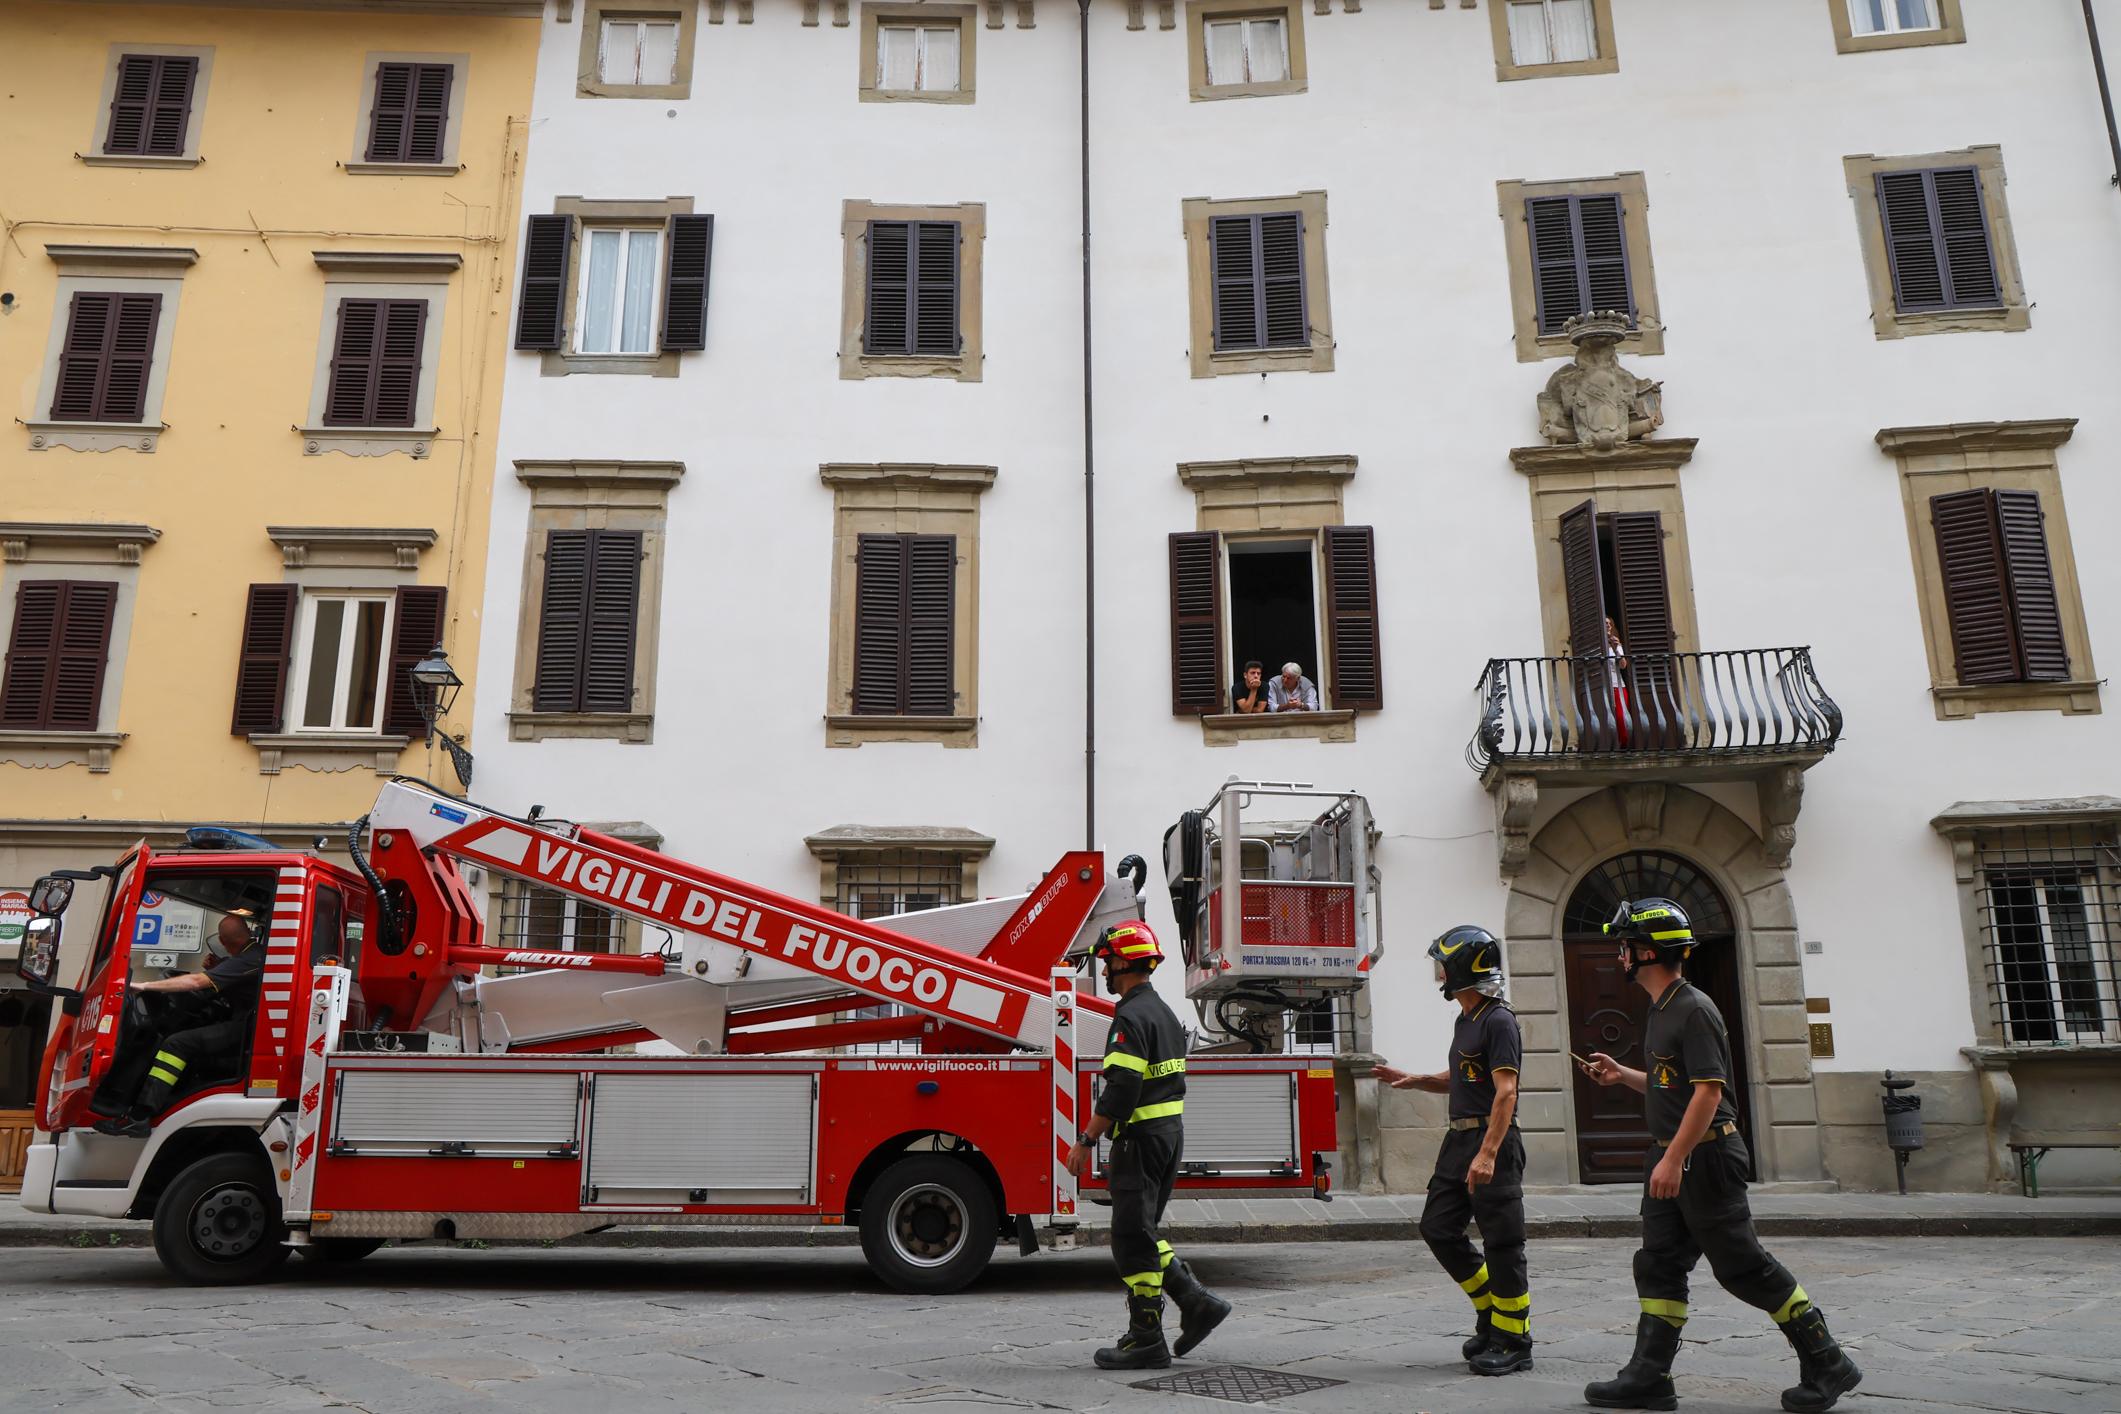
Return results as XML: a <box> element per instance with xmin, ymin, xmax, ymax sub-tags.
<box><xmin>1178</xmin><ymin>1071</ymin><xmax>1298</xmax><ymax>1172</ymax></box>
<box><xmin>588</xmin><ymin>1073</ymin><xmax>815</xmax><ymax>1200</ymax></box>
<box><xmin>334</xmin><ymin>1070</ymin><xmax>581</xmax><ymax>1156</ymax></box>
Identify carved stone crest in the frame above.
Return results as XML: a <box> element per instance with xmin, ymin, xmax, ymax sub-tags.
<box><xmin>1537</xmin><ymin>310</ymin><xmax>1663</xmax><ymax>451</ymax></box>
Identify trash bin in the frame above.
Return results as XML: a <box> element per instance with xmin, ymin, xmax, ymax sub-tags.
<box><xmin>1881</xmin><ymin>1071</ymin><xmax>1922</xmax><ymax>1194</ymax></box>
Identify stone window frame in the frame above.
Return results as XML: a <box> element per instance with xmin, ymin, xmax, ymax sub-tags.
<box><xmin>26</xmin><ymin>245</ymin><xmax>195</xmax><ymax>455</ymax></box>
<box><xmin>247</xmin><ymin>527</ymin><xmax>437</xmax><ymax>777</ymax></box>
<box><xmin>1186</xmin><ymin>0</ymin><xmax>1308</xmax><ymax>103</ymax></box>
<box><xmin>83</xmin><ymin>43</ymin><xmax>216</xmax><ymax>169</ymax></box>
<box><xmin>1827</xmin><ymin>0</ymin><xmax>1966</xmax><ymax>55</ymax></box>
<box><xmin>859</xmin><ymin>3</ymin><xmax>978</xmax><ymax>105</ymax></box>
<box><xmin>1179</xmin><ymin>454</ymin><xmax>1359</xmax><ymax>746</ymax></box>
<box><xmin>541</xmin><ymin>196</ymin><xmax>695</xmax><ymax>379</ymax></box>
<box><xmin>298</xmin><ymin>252</ymin><xmax>459</xmax><ymax>459</ymax></box>
<box><xmin>1487</xmin><ymin>0</ymin><xmax>1619</xmax><ymax>82</ymax></box>
<box><xmin>1507</xmin><ymin>438</ymin><xmax>1702</xmax><ymax>661</ymax></box>
<box><xmin>508</xmin><ymin>460</ymin><xmax>684</xmax><ymax>744</ymax></box>
<box><xmin>576</xmin><ymin>0</ymin><xmax>700</xmax><ymax>99</ymax></box>
<box><xmin>345</xmin><ymin>51</ymin><xmax>473</xmax><ymax>177</ymax></box>
<box><xmin>1181</xmin><ymin>191</ymin><xmax>1333</xmax><ymax>379</ymax></box>
<box><xmin>0</xmin><ymin>522</ymin><xmax>159</xmax><ymax>773</ymax></box>
<box><xmin>839</xmin><ymin>200</ymin><xmax>986</xmax><ymax>382</ymax></box>
<box><xmin>822</xmin><ymin>463</ymin><xmax>993</xmax><ymax>748</ymax></box>
<box><xmin>1878</xmin><ymin>419</ymin><xmax>2099</xmax><ymax>721</ymax></box>
<box><xmin>805</xmin><ymin>825</ymin><xmax>995</xmax><ymax>911</ymax></box>
<box><xmin>1843</xmin><ymin>145</ymin><xmax>2028</xmax><ymax>340</ymax></box>
<box><xmin>1496</xmin><ymin>171</ymin><xmax>1664</xmax><ymax>363</ymax></box>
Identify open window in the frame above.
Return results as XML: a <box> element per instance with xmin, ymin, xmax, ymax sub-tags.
<box><xmin>1168</xmin><ymin>527</ymin><xmax>1381</xmax><ymax>718</ymax></box>
<box><xmin>231</xmin><ymin>583</ymin><xmax>444</xmax><ymax>742</ymax></box>
<box><xmin>1558</xmin><ymin>498</ymin><xmax>1677</xmax><ymax>748</ymax></box>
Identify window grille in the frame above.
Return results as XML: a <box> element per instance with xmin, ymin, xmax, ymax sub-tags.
<box><xmin>833</xmin><ymin>849</ymin><xmax>967</xmax><ymax>1053</ymax></box>
<box><xmin>495</xmin><ymin>878</ymin><xmax>622</xmax><ymax>969</ymax></box>
<box><xmin>1978</xmin><ymin>825</ymin><xmax>2119</xmax><ymax>1045</ymax></box>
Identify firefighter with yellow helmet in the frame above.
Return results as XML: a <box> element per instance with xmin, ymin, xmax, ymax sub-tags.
<box><xmin>1581</xmin><ymin>897</ymin><xmax>1862</xmax><ymax>1412</ymax></box>
<box><xmin>1065</xmin><ymin>920</ymin><xmax>1231</xmax><ymax>1370</ymax></box>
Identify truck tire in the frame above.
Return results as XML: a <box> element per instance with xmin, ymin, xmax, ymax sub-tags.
<box><xmin>151</xmin><ymin>1152</ymin><xmax>290</xmax><ymax>1286</ymax></box>
<box><xmin>298</xmin><ymin>1237</ymin><xmax>387</xmax><ymax>1263</ymax></box>
<box><xmin>858</xmin><ymin>1154</ymin><xmax>997</xmax><ymax>1294</ymax></box>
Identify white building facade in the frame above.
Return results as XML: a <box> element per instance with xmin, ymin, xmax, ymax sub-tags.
<box><xmin>472</xmin><ymin>0</ymin><xmax>2121</xmax><ymax>1194</ymax></box>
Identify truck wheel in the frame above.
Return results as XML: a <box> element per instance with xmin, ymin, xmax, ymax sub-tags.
<box><xmin>151</xmin><ymin>1152</ymin><xmax>290</xmax><ymax>1286</ymax></box>
<box><xmin>298</xmin><ymin>1237</ymin><xmax>386</xmax><ymax>1263</ymax></box>
<box><xmin>858</xmin><ymin>1154</ymin><xmax>997</xmax><ymax>1294</ymax></box>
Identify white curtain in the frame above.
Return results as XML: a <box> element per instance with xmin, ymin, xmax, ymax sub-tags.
<box><xmin>1205</xmin><ymin>20</ymin><xmax>1246</xmax><ymax>85</ymax></box>
<box><xmin>1848</xmin><ymin>0</ymin><xmax>1886</xmax><ymax>35</ymax></box>
<box><xmin>1247</xmin><ymin>18</ymin><xmax>1288</xmax><ymax>83</ymax></box>
<box><xmin>1894</xmin><ymin>0</ymin><xmax>1935</xmax><ymax>31</ymax></box>
<box><xmin>620</xmin><ymin>229</ymin><xmax>660</xmax><ymax>354</ymax></box>
<box><xmin>600</xmin><ymin>21</ymin><xmax>638</xmax><ymax>83</ymax></box>
<box><xmin>878</xmin><ymin>26</ymin><xmax>919</xmax><ymax>91</ymax></box>
<box><xmin>923</xmin><ymin>26</ymin><xmax>960</xmax><ymax>92</ymax></box>
<box><xmin>637</xmin><ymin>22</ymin><xmax>679</xmax><ymax>85</ymax></box>
<box><xmin>1506</xmin><ymin>2</ymin><xmax>1552</xmax><ymax>66</ymax></box>
<box><xmin>581</xmin><ymin>229</ymin><xmax>620</xmax><ymax>353</ymax></box>
<box><xmin>1548</xmin><ymin>0</ymin><xmax>1596</xmax><ymax>62</ymax></box>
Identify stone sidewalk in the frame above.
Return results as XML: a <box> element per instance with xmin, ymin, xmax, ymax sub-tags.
<box><xmin>11</xmin><ymin>1185</ymin><xmax>2118</xmax><ymax>1249</ymax></box>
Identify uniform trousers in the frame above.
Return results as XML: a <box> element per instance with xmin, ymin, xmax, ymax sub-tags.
<box><xmin>1108</xmin><ymin>1125</ymin><xmax>1182</xmax><ymax>1296</ymax></box>
<box><xmin>1634</xmin><ymin>1133</ymin><xmax>1810</xmax><ymax>1330</ymax></box>
<box><xmin>1418</xmin><ymin>1127</ymin><xmax>1530</xmax><ymax>1335</ymax></box>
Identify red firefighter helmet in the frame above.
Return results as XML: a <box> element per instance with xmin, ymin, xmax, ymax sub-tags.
<box><xmin>1092</xmin><ymin>920</ymin><xmax>1165</xmax><ymax>972</ymax></box>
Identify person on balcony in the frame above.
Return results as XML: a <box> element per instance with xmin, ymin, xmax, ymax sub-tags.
<box><xmin>1606</xmin><ymin>617</ymin><xmax>1633</xmax><ymax>747</ymax></box>
<box><xmin>1267</xmin><ymin>662</ymin><xmax>1319</xmax><ymax>713</ymax></box>
<box><xmin>1230</xmin><ymin>661</ymin><xmax>1269</xmax><ymax>714</ymax></box>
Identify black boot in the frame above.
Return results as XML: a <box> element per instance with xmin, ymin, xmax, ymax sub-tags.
<box><xmin>1094</xmin><ymin>1294</ymin><xmax>1172</xmax><ymax>1371</ymax></box>
<box><xmin>1585</xmin><ymin>1313</ymin><xmax>1682</xmax><ymax>1411</ymax></box>
<box><xmin>92</xmin><ymin>1113</ymin><xmax>151</xmax><ymax>1139</ymax></box>
<box><xmin>1470</xmin><ymin>1330</ymin><xmax>1533</xmax><ymax>1376</ymax></box>
<box><xmin>1162</xmin><ymin>1260</ymin><xmax>1231</xmax><ymax>1358</ymax></box>
<box><xmin>1460</xmin><ymin>1308</ymin><xmax>1494</xmax><ymax>1361</ymax></box>
<box><xmin>1778</xmin><ymin>1308</ymin><xmax>1861</xmax><ymax>1413</ymax></box>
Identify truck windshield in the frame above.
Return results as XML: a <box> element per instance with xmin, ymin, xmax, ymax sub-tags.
<box><xmin>132</xmin><ymin>870</ymin><xmax>278</xmax><ymax>977</ymax></box>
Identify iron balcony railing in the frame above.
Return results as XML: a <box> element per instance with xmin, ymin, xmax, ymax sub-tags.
<box><xmin>1468</xmin><ymin>647</ymin><xmax>1843</xmax><ymax>772</ymax></box>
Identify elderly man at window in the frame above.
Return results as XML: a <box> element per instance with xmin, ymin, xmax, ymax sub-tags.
<box><xmin>1268</xmin><ymin>662</ymin><xmax>1319</xmax><ymax>713</ymax></box>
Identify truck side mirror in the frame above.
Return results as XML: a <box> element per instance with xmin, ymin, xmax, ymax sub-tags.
<box><xmin>27</xmin><ymin>875</ymin><xmax>73</xmax><ymax>916</ymax></box>
<box><xmin>15</xmin><ymin>913</ymin><xmax>74</xmax><ymax>996</ymax></box>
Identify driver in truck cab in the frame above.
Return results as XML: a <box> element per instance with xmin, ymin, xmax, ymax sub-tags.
<box><xmin>89</xmin><ymin>912</ymin><xmax>265</xmax><ymax>1138</ymax></box>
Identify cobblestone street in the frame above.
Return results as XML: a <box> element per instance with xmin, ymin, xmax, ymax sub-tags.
<box><xmin>3</xmin><ymin>1236</ymin><xmax>2114</xmax><ymax>1413</ymax></box>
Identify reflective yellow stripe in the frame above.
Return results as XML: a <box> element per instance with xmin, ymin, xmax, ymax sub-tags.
<box><xmin>154</xmin><ymin>1051</ymin><xmax>187</xmax><ymax>1070</ymax></box>
<box><xmin>1122</xmin><ymin>1270</ymin><xmax>1164</xmax><ymax>1294</ymax></box>
<box><xmin>1640</xmin><ymin>1298</ymin><xmax>1688</xmax><ymax>1321</ymax></box>
<box><xmin>1470</xmin><ymin>1292</ymin><xmax>1493</xmax><ymax>1311</ymax></box>
<box><xmin>1491</xmin><ymin>1313</ymin><xmax>1529</xmax><ymax>1335</ymax></box>
<box><xmin>1632</xmin><ymin>908</ymin><xmax>1676</xmax><ymax>922</ymax></box>
<box><xmin>1773</xmin><ymin>1286</ymin><xmax>1810</xmax><ymax>1324</ymax></box>
<box><xmin>1103</xmin><ymin>1052</ymin><xmax>1148</xmax><ymax>1074</ymax></box>
<box><xmin>1145</xmin><ymin>1058</ymin><xmax>1186</xmax><ymax>1079</ymax></box>
<box><xmin>1129</xmin><ymin>1100</ymin><xmax>1183</xmax><ymax>1123</ymax></box>
<box><xmin>1156</xmin><ymin>1239</ymin><xmax>1173</xmax><ymax>1269</ymax></box>
<box><xmin>1458</xmin><ymin>1264</ymin><xmax>1490</xmax><ymax>1294</ymax></box>
<box><xmin>1118</xmin><ymin>942</ymin><xmax>1159</xmax><ymax>956</ymax></box>
<box><xmin>148</xmin><ymin>1066</ymin><xmax>180</xmax><ymax>1086</ymax></box>
<box><xmin>1648</xmin><ymin>929</ymin><xmax>1693</xmax><ymax>941</ymax></box>
<box><xmin>1490</xmin><ymin>1292</ymin><xmax>1530</xmax><ymax>1312</ymax></box>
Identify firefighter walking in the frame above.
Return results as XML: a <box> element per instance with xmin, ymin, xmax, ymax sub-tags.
<box><xmin>1065</xmin><ymin>921</ymin><xmax>1232</xmax><ymax>1370</ymax></box>
<box><xmin>1375</xmin><ymin>925</ymin><xmax>1532</xmax><ymax>1376</ymax></box>
<box><xmin>1581</xmin><ymin>898</ymin><xmax>1862</xmax><ymax>1413</ymax></box>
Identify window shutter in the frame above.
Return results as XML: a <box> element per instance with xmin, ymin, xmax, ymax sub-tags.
<box><xmin>904</xmin><ymin>535</ymin><xmax>956</xmax><ymax>716</ymax></box>
<box><xmin>582</xmin><ymin>530</ymin><xmax>643</xmax><ymax>713</ymax></box>
<box><xmin>1930</xmin><ymin>488</ymin><xmax>2022</xmax><ymax>685</ymax></box>
<box><xmin>325</xmin><ymin>299</ymin><xmax>426</xmax><ymax>428</ymax></box>
<box><xmin>372</xmin><ymin>300</ymin><xmax>427</xmax><ymax>427</ymax></box>
<box><xmin>1877</xmin><ymin>168</ymin><xmax>2000</xmax><ymax>312</ymax></box>
<box><xmin>1259</xmin><ymin>212</ymin><xmax>1307</xmax><ymax>348</ymax></box>
<box><xmin>1992</xmin><ymin>489</ymin><xmax>2069</xmax><ymax>682</ymax></box>
<box><xmin>1209</xmin><ymin>215</ymin><xmax>1259</xmax><ymax>351</ymax></box>
<box><xmin>1931</xmin><ymin>167</ymin><xmax>2000</xmax><ymax>308</ymax></box>
<box><xmin>1530</xmin><ymin>195</ymin><xmax>1631</xmax><ymax>335</ymax></box>
<box><xmin>0</xmin><ymin>584</ymin><xmax>62</xmax><ymax>730</ymax></box>
<box><xmin>515</xmin><ymin>214</ymin><xmax>573</xmax><ymax>351</ymax></box>
<box><xmin>230</xmin><ymin>583</ymin><xmax>298</xmax><ymax>735</ymax></box>
<box><xmin>46</xmin><ymin>582</ymin><xmax>117</xmax><ymax>731</ymax></box>
<box><xmin>1168</xmin><ymin>531</ymin><xmax>1224</xmax><ymax>716</ymax></box>
<box><xmin>865</xmin><ymin>221</ymin><xmax>911</xmax><ymax>355</ymax></box>
<box><xmin>406</xmin><ymin>63</ymin><xmax>454</xmax><ymax>164</ymax></box>
<box><xmin>366</xmin><ymin>63</ymin><xmax>412</xmax><ymax>161</ymax></box>
<box><xmin>534</xmin><ymin>530</ymin><xmax>591</xmax><ymax>712</ymax></box>
<box><xmin>50</xmin><ymin>292</ymin><xmax>161</xmax><ymax>424</ymax></box>
<box><xmin>1558</xmin><ymin>498</ymin><xmax>1608</xmax><ymax>665</ymax></box>
<box><xmin>106</xmin><ymin>55</ymin><xmax>196</xmax><ymax>157</ymax></box>
<box><xmin>382</xmin><ymin>585</ymin><xmax>447</xmax><ymax>739</ymax></box>
<box><xmin>1606</xmin><ymin>511</ymin><xmax>1674</xmax><ymax>658</ymax></box>
<box><xmin>853</xmin><ymin>534</ymin><xmax>909</xmax><ymax>714</ymax></box>
<box><xmin>912</xmin><ymin>222</ymin><xmax>961</xmax><ymax>356</ymax></box>
<box><xmin>324</xmin><ymin>300</ymin><xmax>380</xmax><ymax>426</ymax></box>
<box><xmin>1322</xmin><ymin>525</ymin><xmax>1383</xmax><ymax>711</ymax></box>
<box><xmin>661</xmin><ymin>214</ymin><xmax>714</xmax><ymax>352</ymax></box>
<box><xmin>1577</xmin><ymin>194</ymin><xmax>1633</xmax><ymax>316</ymax></box>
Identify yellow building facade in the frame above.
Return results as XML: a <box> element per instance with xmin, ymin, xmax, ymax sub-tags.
<box><xmin>0</xmin><ymin>0</ymin><xmax>539</xmax><ymax>1183</ymax></box>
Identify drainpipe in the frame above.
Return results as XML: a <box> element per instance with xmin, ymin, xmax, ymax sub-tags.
<box><xmin>1078</xmin><ymin>0</ymin><xmax>1098</xmax><ymax>850</ymax></box>
<box><xmin>2087</xmin><ymin>0</ymin><xmax>2121</xmax><ymax>187</ymax></box>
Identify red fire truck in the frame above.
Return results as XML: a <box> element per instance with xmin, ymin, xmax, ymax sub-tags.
<box><xmin>15</xmin><ymin>778</ymin><xmax>1377</xmax><ymax>1289</ymax></box>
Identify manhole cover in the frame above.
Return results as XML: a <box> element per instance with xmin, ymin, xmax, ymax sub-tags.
<box><xmin>1130</xmin><ymin>1365</ymin><xmax>1345</xmax><ymax>1404</ymax></box>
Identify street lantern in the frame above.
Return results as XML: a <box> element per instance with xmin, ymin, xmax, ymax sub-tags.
<box><xmin>408</xmin><ymin>645</ymin><xmax>473</xmax><ymax>791</ymax></box>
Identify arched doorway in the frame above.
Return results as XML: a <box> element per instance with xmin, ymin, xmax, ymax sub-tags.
<box><xmin>1562</xmin><ymin>851</ymin><xmax>1752</xmax><ymax>1183</ymax></box>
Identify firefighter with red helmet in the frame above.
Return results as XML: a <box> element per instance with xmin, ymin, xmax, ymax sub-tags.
<box><xmin>1065</xmin><ymin>920</ymin><xmax>1231</xmax><ymax>1370</ymax></box>
<box><xmin>1375</xmin><ymin>924</ymin><xmax>1533</xmax><ymax>1376</ymax></box>
<box><xmin>1581</xmin><ymin>897</ymin><xmax>1862</xmax><ymax>1413</ymax></box>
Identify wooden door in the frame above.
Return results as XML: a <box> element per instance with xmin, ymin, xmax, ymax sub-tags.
<box><xmin>0</xmin><ymin>1111</ymin><xmax>33</xmax><ymax>1193</ymax></box>
<box><xmin>1565</xmin><ymin>939</ymin><xmax>1653</xmax><ymax>1182</ymax></box>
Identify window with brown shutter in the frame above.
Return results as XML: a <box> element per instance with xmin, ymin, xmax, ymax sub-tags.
<box><xmin>1210</xmin><ymin>213</ymin><xmax>1307</xmax><ymax>352</ymax></box>
<box><xmin>1528</xmin><ymin>193</ymin><xmax>1633</xmax><ymax>334</ymax></box>
<box><xmin>1321</xmin><ymin>526</ymin><xmax>1383</xmax><ymax>710</ymax></box>
<box><xmin>381</xmin><ymin>586</ymin><xmax>448</xmax><ymax>739</ymax></box>
<box><xmin>49</xmin><ymin>292</ymin><xmax>162</xmax><ymax>424</ymax></box>
<box><xmin>863</xmin><ymin>222</ymin><xmax>960</xmax><ymax>357</ymax></box>
<box><xmin>1168</xmin><ymin>531</ymin><xmax>1225</xmax><ymax>715</ymax></box>
<box><xmin>1877</xmin><ymin>167</ymin><xmax>2001</xmax><ymax>313</ymax></box>
<box><xmin>1558</xmin><ymin>498</ymin><xmax>1678</xmax><ymax>747</ymax></box>
<box><xmin>533</xmin><ymin>530</ymin><xmax>643</xmax><ymax>714</ymax></box>
<box><xmin>1</xmin><ymin>581</ymin><xmax>119</xmax><ymax>732</ymax></box>
<box><xmin>365</xmin><ymin>62</ymin><xmax>454</xmax><ymax>164</ymax></box>
<box><xmin>230</xmin><ymin>583</ymin><xmax>299</xmax><ymax>735</ymax></box>
<box><xmin>852</xmin><ymin>534</ymin><xmax>955</xmax><ymax>715</ymax></box>
<box><xmin>516</xmin><ymin>214</ymin><xmax>574</xmax><ymax>351</ymax></box>
<box><xmin>105</xmin><ymin>54</ymin><xmax>198</xmax><ymax>158</ymax></box>
<box><xmin>1931</xmin><ymin>488</ymin><xmax>2069</xmax><ymax>685</ymax></box>
<box><xmin>323</xmin><ymin>299</ymin><xmax>428</xmax><ymax>428</ymax></box>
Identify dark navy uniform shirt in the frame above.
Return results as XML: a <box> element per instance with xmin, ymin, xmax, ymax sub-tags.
<box><xmin>1642</xmin><ymin>978</ymin><xmax>1738</xmax><ymax>1143</ymax></box>
<box><xmin>1095</xmin><ymin>982</ymin><xmax>1187</xmax><ymax>1136</ymax></box>
<box><xmin>204</xmin><ymin>944</ymin><xmax>265</xmax><ymax>1012</ymax></box>
<box><xmin>1448</xmin><ymin>999</ymin><xmax>1522</xmax><ymax>1121</ymax></box>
